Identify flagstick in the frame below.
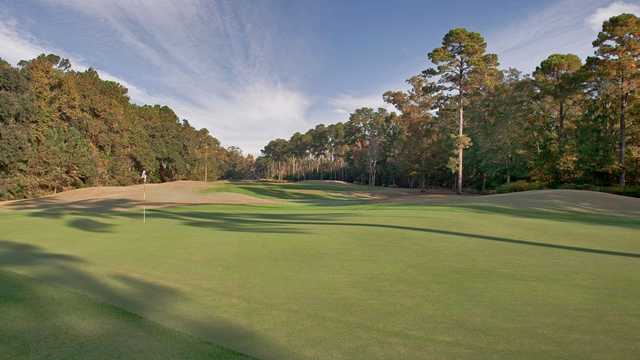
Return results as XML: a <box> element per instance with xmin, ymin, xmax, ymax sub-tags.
<box><xmin>141</xmin><ymin>170</ymin><xmax>148</xmax><ymax>224</ymax></box>
<box><xmin>204</xmin><ymin>144</ymin><xmax>208</xmax><ymax>183</ymax></box>
<box><xmin>143</xmin><ymin>181</ymin><xmax>146</xmax><ymax>224</ymax></box>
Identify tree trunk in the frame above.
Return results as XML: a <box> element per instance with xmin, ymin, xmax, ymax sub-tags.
<box><xmin>368</xmin><ymin>160</ymin><xmax>376</xmax><ymax>187</ymax></box>
<box><xmin>555</xmin><ymin>100</ymin><xmax>565</xmax><ymax>183</ymax></box>
<box><xmin>619</xmin><ymin>93</ymin><xmax>626</xmax><ymax>187</ymax></box>
<box><xmin>204</xmin><ymin>145</ymin><xmax>208</xmax><ymax>183</ymax></box>
<box><xmin>457</xmin><ymin>100</ymin><xmax>464</xmax><ymax>194</ymax></box>
<box><xmin>558</xmin><ymin>100</ymin><xmax>565</xmax><ymax>148</ymax></box>
<box><xmin>452</xmin><ymin>173</ymin><xmax>456</xmax><ymax>192</ymax></box>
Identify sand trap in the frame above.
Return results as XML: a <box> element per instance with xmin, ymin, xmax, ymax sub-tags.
<box><xmin>0</xmin><ymin>181</ymin><xmax>275</xmax><ymax>212</ymax></box>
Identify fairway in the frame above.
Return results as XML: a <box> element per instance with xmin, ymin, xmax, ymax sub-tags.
<box><xmin>1</xmin><ymin>181</ymin><xmax>639</xmax><ymax>359</ymax></box>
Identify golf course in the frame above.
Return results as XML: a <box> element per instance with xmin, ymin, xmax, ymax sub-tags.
<box><xmin>1</xmin><ymin>181</ymin><xmax>639</xmax><ymax>359</ymax></box>
<box><xmin>4</xmin><ymin>2</ymin><xmax>640</xmax><ymax>359</ymax></box>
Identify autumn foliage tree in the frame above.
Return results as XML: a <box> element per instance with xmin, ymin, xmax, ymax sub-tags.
<box><xmin>0</xmin><ymin>54</ymin><xmax>245</xmax><ymax>200</ymax></box>
<box><xmin>592</xmin><ymin>14</ymin><xmax>640</xmax><ymax>186</ymax></box>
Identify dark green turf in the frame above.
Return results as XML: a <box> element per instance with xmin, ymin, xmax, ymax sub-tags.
<box><xmin>0</xmin><ymin>270</ymin><xmax>254</xmax><ymax>359</ymax></box>
<box><xmin>1</xmin><ymin>182</ymin><xmax>639</xmax><ymax>359</ymax></box>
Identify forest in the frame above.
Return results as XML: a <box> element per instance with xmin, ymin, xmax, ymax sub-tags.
<box><xmin>257</xmin><ymin>14</ymin><xmax>640</xmax><ymax>195</ymax></box>
<box><xmin>1</xmin><ymin>14</ymin><xmax>640</xmax><ymax>199</ymax></box>
<box><xmin>0</xmin><ymin>54</ymin><xmax>254</xmax><ymax>200</ymax></box>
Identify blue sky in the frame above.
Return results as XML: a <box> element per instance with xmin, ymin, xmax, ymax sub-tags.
<box><xmin>1</xmin><ymin>0</ymin><xmax>639</xmax><ymax>154</ymax></box>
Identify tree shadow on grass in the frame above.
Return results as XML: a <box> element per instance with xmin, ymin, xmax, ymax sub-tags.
<box><xmin>7</xmin><ymin>197</ymin><xmax>351</xmax><ymax>235</ymax></box>
<box><xmin>8</xmin><ymin>186</ymin><xmax>639</xmax><ymax>232</ymax></box>
<box><xmin>9</xmin><ymin>197</ymin><xmax>640</xmax><ymax>259</ymax></box>
<box><xmin>6</xmin><ymin>195</ymin><xmax>639</xmax><ymax>258</ymax></box>
<box><xmin>321</xmin><ymin>221</ymin><xmax>640</xmax><ymax>259</ymax></box>
<box><xmin>4</xmin><ymin>197</ymin><xmax>144</xmax><ymax>218</ymax></box>
<box><xmin>382</xmin><ymin>199</ymin><xmax>640</xmax><ymax>231</ymax></box>
<box><xmin>144</xmin><ymin>212</ymin><xmax>640</xmax><ymax>259</ymax></box>
<box><xmin>233</xmin><ymin>184</ymin><xmax>371</xmax><ymax>206</ymax></box>
<box><xmin>0</xmin><ymin>239</ymin><xmax>296</xmax><ymax>360</ymax></box>
<box><xmin>67</xmin><ymin>217</ymin><xmax>115</xmax><ymax>233</ymax></box>
<box><xmin>151</xmin><ymin>209</ymin><xmax>352</xmax><ymax>235</ymax></box>
<box><xmin>445</xmin><ymin>204</ymin><xmax>640</xmax><ymax>231</ymax></box>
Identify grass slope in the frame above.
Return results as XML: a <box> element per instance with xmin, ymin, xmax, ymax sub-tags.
<box><xmin>203</xmin><ymin>180</ymin><xmax>403</xmax><ymax>204</ymax></box>
<box><xmin>1</xmin><ymin>181</ymin><xmax>639</xmax><ymax>359</ymax></box>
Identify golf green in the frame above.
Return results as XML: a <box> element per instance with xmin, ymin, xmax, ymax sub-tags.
<box><xmin>1</xmin><ymin>181</ymin><xmax>639</xmax><ymax>359</ymax></box>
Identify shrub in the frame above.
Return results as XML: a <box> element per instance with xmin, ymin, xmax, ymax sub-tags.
<box><xmin>557</xmin><ymin>183</ymin><xmax>598</xmax><ymax>191</ymax></box>
<box><xmin>602</xmin><ymin>185</ymin><xmax>640</xmax><ymax>198</ymax></box>
<box><xmin>487</xmin><ymin>180</ymin><xmax>640</xmax><ymax>198</ymax></box>
<box><xmin>556</xmin><ymin>183</ymin><xmax>640</xmax><ymax>198</ymax></box>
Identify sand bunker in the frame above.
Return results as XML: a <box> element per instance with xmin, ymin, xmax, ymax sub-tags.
<box><xmin>0</xmin><ymin>181</ymin><xmax>275</xmax><ymax>212</ymax></box>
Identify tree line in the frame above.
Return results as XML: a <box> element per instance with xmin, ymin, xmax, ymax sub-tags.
<box><xmin>0</xmin><ymin>54</ymin><xmax>254</xmax><ymax>200</ymax></box>
<box><xmin>258</xmin><ymin>14</ymin><xmax>640</xmax><ymax>193</ymax></box>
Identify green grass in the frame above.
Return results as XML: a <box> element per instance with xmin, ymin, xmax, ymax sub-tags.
<box><xmin>0</xmin><ymin>270</ymin><xmax>253</xmax><ymax>360</ymax></box>
<box><xmin>1</xmin><ymin>181</ymin><xmax>639</xmax><ymax>359</ymax></box>
<box><xmin>204</xmin><ymin>180</ymin><xmax>406</xmax><ymax>205</ymax></box>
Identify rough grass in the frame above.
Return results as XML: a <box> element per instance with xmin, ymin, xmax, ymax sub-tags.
<box><xmin>1</xmin><ymin>181</ymin><xmax>639</xmax><ymax>359</ymax></box>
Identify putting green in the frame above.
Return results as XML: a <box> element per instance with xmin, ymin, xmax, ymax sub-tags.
<box><xmin>1</xmin><ymin>181</ymin><xmax>639</xmax><ymax>359</ymax></box>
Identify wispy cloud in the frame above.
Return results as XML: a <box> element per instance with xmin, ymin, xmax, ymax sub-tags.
<box><xmin>586</xmin><ymin>1</ymin><xmax>640</xmax><ymax>31</ymax></box>
<box><xmin>22</xmin><ymin>0</ymin><xmax>314</xmax><ymax>154</ymax></box>
<box><xmin>0</xmin><ymin>16</ymin><xmax>45</xmax><ymax>66</ymax></box>
<box><xmin>328</xmin><ymin>93</ymin><xmax>396</xmax><ymax>115</ymax></box>
<box><xmin>39</xmin><ymin>0</ymin><xmax>211</xmax><ymax>76</ymax></box>
<box><xmin>487</xmin><ymin>0</ymin><xmax>596</xmax><ymax>73</ymax></box>
<box><xmin>486</xmin><ymin>0</ymin><xmax>640</xmax><ymax>73</ymax></box>
<box><xmin>10</xmin><ymin>1</ymin><xmax>638</xmax><ymax>154</ymax></box>
<box><xmin>0</xmin><ymin>13</ymin><xmax>162</xmax><ymax>106</ymax></box>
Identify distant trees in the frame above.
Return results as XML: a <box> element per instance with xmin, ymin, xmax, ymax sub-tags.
<box><xmin>257</xmin><ymin>14</ymin><xmax>640</xmax><ymax>192</ymax></box>
<box><xmin>261</xmin><ymin>138</ymin><xmax>289</xmax><ymax>180</ymax></box>
<box><xmin>345</xmin><ymin>108</ymin><xmax>389</xmax><ymax>186</ymax></box>
<box><xmin>384</xmin><ymin>76</ymin><xmax>449</xmax><ymax>188</ymax></box>
<box><xmin>0</xmin><ymin>54</ymin><xmax>251</xmax><ymax>200</ymax></box>
<box><xmin>222</xmin><ymin>146</ymin><xmax>255</xmax><ymax>180</ymax></box>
